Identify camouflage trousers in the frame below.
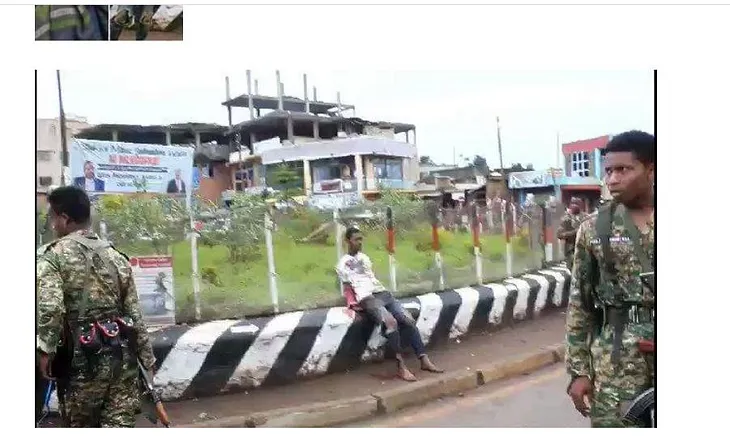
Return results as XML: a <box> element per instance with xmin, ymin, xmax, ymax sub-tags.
<box><xmin>588</xmin><ymin>323</ymin><xmax>655</xmax><ymax>428</ymax></box>
<box><xmin>63</xmin><ymin>354</ymin><xmax>140</xmax><ymax>427</ymax></box>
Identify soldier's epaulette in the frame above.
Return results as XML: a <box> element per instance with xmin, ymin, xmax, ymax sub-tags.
<box><xmin>36</xmin><ymin>240</ymin><xmax>59</xmax><ymax>257</ymax></box>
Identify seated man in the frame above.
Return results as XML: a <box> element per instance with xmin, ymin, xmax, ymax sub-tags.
<box><xmin>336</xmin><ymin>227</ymin><xmax>443</xmax><ymax>381</ymax></box>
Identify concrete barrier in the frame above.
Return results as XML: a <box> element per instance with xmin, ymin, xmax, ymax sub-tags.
<box><xmin>47</xmin><ymin>263</ymin><xmax>571</xmax><ymax>406</ymax></box>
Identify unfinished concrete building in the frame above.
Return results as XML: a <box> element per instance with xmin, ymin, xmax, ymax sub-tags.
<box><xmin>222</xmin><ymin>71</ymin><xmax>420</xmax><ymax>208</ymax></box>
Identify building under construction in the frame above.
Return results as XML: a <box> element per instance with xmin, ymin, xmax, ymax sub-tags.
<box><xmin>221</xmin><ymin>71</ymin><xmax>421</xmax><ymax>209</ymax></box>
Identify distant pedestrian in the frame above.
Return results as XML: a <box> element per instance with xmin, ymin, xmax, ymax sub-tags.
<box><xmin>557</xmin><ymin>197</ymin><xmax>587</xmax><ymax>271</ymax></box>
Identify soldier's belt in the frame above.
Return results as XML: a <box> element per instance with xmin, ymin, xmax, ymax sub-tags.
<box><xmin>603</xmin><ymin>306</ymin><xmax>654</xmax><ymax>326</ymax></box>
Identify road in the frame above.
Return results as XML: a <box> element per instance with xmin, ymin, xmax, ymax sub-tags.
<box><xmin>349</xmin><ymin>364</ymin><xmax>589</xmax><ymax>428</ymax></box>
<box><xmin>38</xmin><ymin>313</ymin><xmax>569</xmax><ymax>428</ymax></box>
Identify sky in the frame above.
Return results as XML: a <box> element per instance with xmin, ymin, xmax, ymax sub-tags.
<box><xmin>36</xmin><ymin>70</ymin><xmax>653</xmax><ymax>170</ymax></box>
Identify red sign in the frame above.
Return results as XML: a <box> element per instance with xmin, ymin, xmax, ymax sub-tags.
<box><xmin>129</xmin><ymin>256</ymin><xmax>173</xmax><ymax>269</ymax></box>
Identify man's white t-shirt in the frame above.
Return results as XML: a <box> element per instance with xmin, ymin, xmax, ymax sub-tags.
<box><xmin>85</xmin><ymin>178</ymin><xmax>95</xmax><ymax>192</ymax></box>
<box><xmin>335</xmin><ymin>252</ymin><xmax>386</xmax><ymax>302</ymax></box>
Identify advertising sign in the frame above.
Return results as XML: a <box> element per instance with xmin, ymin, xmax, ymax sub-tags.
<box><xmin>129</xmin><ymin>256</ymin><xmax>176</xmax><ymax>326</ymax></box>
<box><xmin>508</xmin><ymin>170</ymin><xmax>556</xmax><ymax>189</ymax></box>
<box><xmin>69</xmin><ymin>139</ymin><xmax>194</xmax><ymax>200</ymax></box>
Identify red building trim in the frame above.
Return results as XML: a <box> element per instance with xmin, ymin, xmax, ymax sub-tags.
<box><xmin>562</xmin><ymin>135</ymin><xmax>610</xmax><ymax>154</ymax></box>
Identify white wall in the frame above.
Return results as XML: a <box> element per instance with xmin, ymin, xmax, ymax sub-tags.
<box><xmin>36</xmin><ymin>117</ymin><xmax>91</xmax><ymax>192</ymax></box>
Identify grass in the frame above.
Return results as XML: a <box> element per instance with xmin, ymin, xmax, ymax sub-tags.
<box><xmin>116</xmin><ymin>224</ymin><xmax>546</xmax><ymax>323</ymax></box>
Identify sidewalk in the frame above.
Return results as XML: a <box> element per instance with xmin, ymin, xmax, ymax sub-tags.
<box><xmin>138</xmin><ymin>311</ymin><xmax>568</xmax><ymax>427</ymax></box>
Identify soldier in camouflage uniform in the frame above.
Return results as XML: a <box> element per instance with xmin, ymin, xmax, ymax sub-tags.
<box><xmin>35</xmin><ymin>5</ymin><xmax>108</xmax><ymax>40</ymax></box>
<box><xmin>565</xmin><ymin>131</ymin><xmax>655</xmax><ymax>427</ymax></box>
<box><xmin>557</xmin><ymin>197</ymin><xmax>588</xmax><ymax>271</ymax></box>
<box><xmin>36</xmin><ymin>186</ymin><xmax>156</xmax><ymax>427</ymax></box>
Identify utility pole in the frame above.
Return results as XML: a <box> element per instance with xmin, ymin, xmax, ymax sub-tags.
<box><xmin>496</xmin><ymin>116</ymin><xmax>506</xmax><ymax>189</ymax></box>
<box><xmin>56</xmin><ymin>70</ymin><xmax>69</xmax><ymax>186</ymax></box>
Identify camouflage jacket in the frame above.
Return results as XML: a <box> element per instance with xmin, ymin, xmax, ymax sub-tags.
<box><xmin>36</xmin><ymin>230</ymin><xmax>156</xmax><ymax>371</ymax></box>
<box><xmin>564</xmin><ymin>205</ymin><xmax>655</xmax><ymax>378</ymax></box>
<box><xmin>35</xmin><ymin>5</ymin><xmax>108</xmax><ymax>40</ymax></box>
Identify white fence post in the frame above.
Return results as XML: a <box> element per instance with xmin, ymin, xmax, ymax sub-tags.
<box><xmin>471</xmin><ymin>203</ymin><xmax>483</xmax><ymax>285</ymax></box>
<box><xmin>427</xmin><ymin>203</ymin><xmax>445</xmax><ymax>289</ymax></box>
<box><xmin>386</xmin><ymin>207</ymin><xmax>397</xmax><ymax>293</ymax></box>
<box><xmin>189</xmin><ymin>215</ymin><xmax>202</xmax><ymax>321</ymax></box>
<box><xmin>504</xmin><ymin>202</ymin><xmax>513</xmax><ymax>278</ymax></box>
<box><xmin>334</xmin><ymin>208</ymin><xmax>344</xmax><ymax>296</ymax></box>
<box><xmin>264</xmin><ymin>210</ymin><xmax>279</xmax><ymax>313</ymax></box>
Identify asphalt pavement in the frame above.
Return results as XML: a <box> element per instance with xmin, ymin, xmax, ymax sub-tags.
<box><xmin>349</xmin><ymin>364</ymin><xmax>589</xmax><ymax>428</ymax></box>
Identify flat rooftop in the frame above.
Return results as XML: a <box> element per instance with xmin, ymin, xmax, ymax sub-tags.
<box><xmin>222</xmin><ymin>94</ymin><xmax>354</xmax><ymax>116</ymax></box>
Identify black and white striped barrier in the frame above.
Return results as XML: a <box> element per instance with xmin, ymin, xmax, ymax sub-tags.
<box><xmin>48</xmin><ymin>264</ymin><xmax>571</xmax><ymax>406</ymax></box>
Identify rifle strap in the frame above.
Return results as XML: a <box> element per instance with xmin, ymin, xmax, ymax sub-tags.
<box><xmin>596</xmin><ymin>202</ymin><xmax>626</xmax><ymax>366</ymax></box>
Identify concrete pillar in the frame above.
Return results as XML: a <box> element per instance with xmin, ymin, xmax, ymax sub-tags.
<box><xmin>287</xmin><ymin>114</ymin><xmax>294</xmax><ymax>143</ymax></box>
<box><xmin>231</xmin><ymin>164</ymin><xmax>237</xmax><ymax>191</ymax></box>
<box><xmin>225</xmin><ymin>76</ymin><xmax>232</xmax><ymax>127</ymax></box>
<box><xmin>405</xmin><ymin>130</ymin><xmax>410</xmax><ymax>144</ymax></box>
<box><xmin>364</xmin><ymin>156</ymin><xmax>374</xmax><ymax>190</ymax></box>
<box><xmin>412</xmin><ymin>128</ymin><xmax>417</xmax><ymax>145</ymax></box>
<box><xmin>112</xmin><ymin>130</ymin><xmax>119</xmax><ymax>142</ymax></box>
<box><xmin>302</xmin><ymin>159</ymin><xmax>312</xmax><ymax>195</ymax></box>
<box><xmin>354</xmin><ymin>154</ymin><xmax>364</xmax><ymax>193</ymax></box>
<box><xmin>253</xmin><ymin>163</ymin><xmax>260</xmax><ymax>187</ymax></box>
<box><xmin>303</xmin><ymin>74</ymin><xmax>310</xmax><ymax>113</ymax></box>
<box><xmin>313</xmin><ymin>120</ymin><xmax>320</xmax><ymax>139</ymax></box>
<box><xmin>249</xmin><ymin>132</ymin><xmax>257</xmax><ymax>153</ymax></box>
<box><xmin>194</xmin><ymin>131</ymin><xmax>201</xmax><ymax>147</ymax></box>
<box><xmin>165</xmin><ymin>129</ymin><xmax>172</xmax><ymax>145</ymax></box>
<box><xmin>276</xmin><ymin>71</ymin><xmax>283</xmax><ymax>110</ymax></box>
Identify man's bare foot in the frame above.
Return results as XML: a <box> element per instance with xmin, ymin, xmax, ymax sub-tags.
<box><xmin>397</xmin><ymin>362</ymin><xmax>417</xmax><ymax>382</ymax></box>
<box><xmin>420</xmin><ymin>355</ymin><xmax>444</xmax><ymax>373</ymax></box>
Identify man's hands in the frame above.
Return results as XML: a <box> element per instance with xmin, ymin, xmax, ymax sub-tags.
<box><xmin>568</xmin><ymin>376</ymin><xmax>593</xmax><ymax>417</ymax></box>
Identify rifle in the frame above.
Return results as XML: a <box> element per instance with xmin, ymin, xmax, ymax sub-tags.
<box><xmin>137</xmin><ymin>358</ymin><xmax>171</xmax><ymax>427</ymax></box>
<box><xmin>35</xmin><ymin>379</ymin><xmax>56</xmax><ymax>427</ymax></box>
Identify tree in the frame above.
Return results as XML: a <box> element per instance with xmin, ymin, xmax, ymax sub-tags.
<box><xmin>95</xmin><ymin>194</ymin><xmax>189</xmax><ymax>254</ymax></box>
<box><xmin>420</xmin><ymin>156</ymin><xmax>436</xmax><ymax>166</ymax></box>
<box><xmin>268</xmin><ymin>163</ymin><xmax>304</xmax><ymax>199</ymax></box>
<box><xmin>197</xmin><ymin>192</ymin><xmax>268</xmax><ymax>263</ymax></box>
<box><xmin>472</xmin><ymin>155</ymin><xmax>488</xmax><ymax>174</ymax></box>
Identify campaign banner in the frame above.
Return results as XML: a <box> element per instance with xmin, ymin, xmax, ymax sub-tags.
<box><xmin>129</xmin><ymin>255</ymin><xmax>176</xmax><ymax>326</ymax></box>
<box><xmin>70</xmin><ymin>139</ymin><xmax>194</xmax><ymax>199</ymax></box>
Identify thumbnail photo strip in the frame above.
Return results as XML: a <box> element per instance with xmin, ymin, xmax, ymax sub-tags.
<box><xmin>34</xmin><ymin>5</ymin><xmax>183</xmax><ymax>41</ymax></box>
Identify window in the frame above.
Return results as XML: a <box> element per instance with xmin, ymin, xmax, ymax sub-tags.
<box><xmin>372</xmin><ymin>158</ymin><xmax>403</xmax><ymax>180</ymax></box>
<box><xmin>571</xmin><ymin>152</ymin><xmax>590</xmax><ymax>177</ymax></box>
<box><xmin>37</xmin><ymin>150</ymin><xmax>54</xmax><ymax>162</ymax></box>
<box><xmin>38</xmin><ymin>176</ymin><xmax>53</xmax><ymax>187</ymax></box>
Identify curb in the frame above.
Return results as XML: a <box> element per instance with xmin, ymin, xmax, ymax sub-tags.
<box><xmin>186</xmin><ymin>342</ymin><xmax>567</xmax><ymax>428</ymax></box>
